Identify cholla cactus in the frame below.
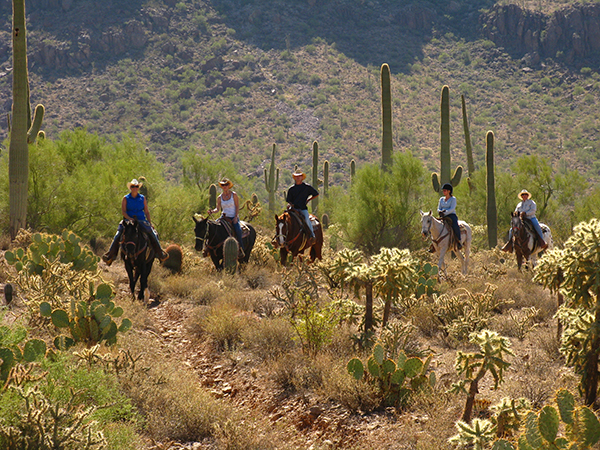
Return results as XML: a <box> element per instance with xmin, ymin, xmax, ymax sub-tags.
<box><xmin>534</xmin><ymin>218</ymin><xmax>600</xmax><ymax>406</ymax></box>
<box><xmin>451</xmin><ymin>330</ymin><xmax>513</xmax><ymax>423</ymax></box>
<box><xmin>449</xmin><ymin>418</ymin><xmax>496</xmax><ymax>450</ymax></box>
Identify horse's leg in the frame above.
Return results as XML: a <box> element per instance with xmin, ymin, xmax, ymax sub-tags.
<box><xmin>280</xmin><ymin>248</ymin><xmax>288</xmax><ymax>267</ymax></box>
<box><xmin>138</xmin><ymin>261</ymin><xmax>147</xmax><ymax>301</ymax></box>
<box><xmin>438</xmin><ymin>245</ymin><xmax>447</xmax><ymax>275</ymax></box>
<box><xmin>455</xmin><ymin>249</ymin><xmax>466</xmax><ymax>275</ymax></box>
<box><xmin>209</xmin><ymin>251</ymin><xmax>221</xmax><ymax>271</ymax></box>
<box><xmin>125</xmin><ymin>262</ymin><xmax>136</xmax><ymax>297</ymax></box>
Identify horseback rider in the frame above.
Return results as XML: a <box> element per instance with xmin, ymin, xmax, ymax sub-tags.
<box><xmin>286</xmin><ymin>170</ymin><xmax>318</xmax><ymax>242</ymax></box>
<box><xmin>102</xmin><ymin>179</ymin><xmax>169</xmax><ymax>265</ymax></box>
<box><xmin>208</xmin><ymin>178</ymin><xmax>245</xmax><ymax>258</ymax></box>
<box><xmin>502</xmin><ymin>189</ymin><xmax>548</xmax><ymax>252</ymax></box>
<box><xmin>437</xmin><ymin>183</ymin><xmax>462</xmax><ymax>250</ymax></box>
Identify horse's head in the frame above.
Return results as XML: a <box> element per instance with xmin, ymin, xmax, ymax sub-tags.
<box><xmin>122</xmin><ymin>218</ymin><xmax>141</xmax><ymax>259</ymax></box>
<box><xmin>272</xmin><ymin>213</ymin><xmax>289</xmax><ymax>249</ymax></box>
<box><xmin>193</xmin><ymin>215</ymin><xmax>209</xmax><ymax>251</ymax></box>
<box><xmin>510</xmin><ymin>211</ymin><xmax>522</xmax><ymax>234</ymax></box>
<box><xmin>420</xmin><ymin>210</ymin><xmax>434</xmax><ymax>238</ymax></box>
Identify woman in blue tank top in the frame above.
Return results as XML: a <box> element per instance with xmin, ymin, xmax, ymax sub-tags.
<box><xmin>102</xmin><ymin>179</ymin><xmax>169</xmax><ymax>265</ymax></box>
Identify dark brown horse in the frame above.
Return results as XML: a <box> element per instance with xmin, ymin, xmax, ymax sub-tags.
<box><xmin>510</xmin><ymin>211</ymin><xmax>553</xmax><ymax>271</ymax></box>
<box><xmin>272</xmin><ymin>209</ymin><xmax>323</xmax><ymax>266</ymax></box>
<box><xmin>121</xmin><ymin>218</ymin><xmax>155</xmax><ymax>301</ymax></box>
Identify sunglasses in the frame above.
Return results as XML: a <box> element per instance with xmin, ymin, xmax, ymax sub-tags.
<box><xmin>131</xmin><ymin>185</ymin><xmax>139</xmax><ymax>188</ymax></box>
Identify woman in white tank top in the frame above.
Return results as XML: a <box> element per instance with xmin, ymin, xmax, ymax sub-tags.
<box><xmin>208</xmin><ymin>178</ymin><xmax>244</xmax><ymax>256</ymax></box>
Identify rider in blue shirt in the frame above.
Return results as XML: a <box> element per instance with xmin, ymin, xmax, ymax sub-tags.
<box><xmin>102</xmin><ymin>179</ymin><xmax>169</xmax><ymax>265</ymax></box>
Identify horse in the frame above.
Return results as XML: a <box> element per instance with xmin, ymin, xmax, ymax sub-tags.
<box><xmin>420</xmin><ymin>210</ymin><xmax>472</xmax><ymax>275</ymax></box>
<box><xmin>272</xmin><ymin>209</ymin><xmax>323</xmax><ymax>266</ymax></box>
<box><xmin>121</xmin><ymin>218</ymin><xmax>156</xmax><ymax>301</ymax></box>
<box><xmin>193</xmin><ymin>215</ymin><xmax>256</xmax><ymax>271</ymax></box>
<box><xmin>509</xmin><ymin>211</ymin><xmax>553</xmax><ymax>271</ymax></box>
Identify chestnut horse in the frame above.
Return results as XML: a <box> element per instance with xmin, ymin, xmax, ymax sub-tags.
<box><xmin>510</xmin><ymin>211</ymin><xmax>553</xmax><ymax>270</ymax></box>
<box><xmin>121</xmin><ymin>218</ymin><xmax>155</xmax><ymax>301</ymax></box>
<box><xmin>272</xmin><ymin>209</ymin><xmax>323</xmax><ymax>266</ymax></box>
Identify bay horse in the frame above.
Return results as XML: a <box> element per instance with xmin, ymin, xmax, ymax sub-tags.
<box><xmin>420</xmin><ymin>210</ymin><xmax>472</xmax><ymax>275</ymax></box>
<box><xmin>193</xmin><ymin>215</ymin><xmax>256</xmax><ymax>271</ymax></box>
<box><xmin>272</xmin><ymin>209</ymin><xmax>323</xmax><ymax>266</ymax></box>
<box><xmin>509</xmin><ymin>211</ymin><xmax>553</xmax><ymax>270</ymax></box>
<box><xmin>121</xmin><ymin>218</ymin><xmax>155</xmax><ymax>301</ymax></box>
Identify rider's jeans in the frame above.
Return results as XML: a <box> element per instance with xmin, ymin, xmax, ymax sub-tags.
<box><xmin>299</xmin><ymin>209</ymin><xmax>315</xmax><ymax>237</ymax></box>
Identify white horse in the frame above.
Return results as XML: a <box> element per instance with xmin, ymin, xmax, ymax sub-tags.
<box><xmin>420</xmin><ymin>210</ymin><xmax>472</xmax><ymax>275</ymax></box>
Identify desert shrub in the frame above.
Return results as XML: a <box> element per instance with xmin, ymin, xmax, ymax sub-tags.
<box><xmin>269</xmin><ymin>351</ymin><xmax>323</xmax><ymax>393</ymax></box>
<box><xmin>242</xmin><ymin>317</ymin><xmax>296</xmax><ymax>360</ymax></box>
<box><xmin>199</xmin><ymin>302</ymin><xmax>249</xmax><ymax>351</ymax></box>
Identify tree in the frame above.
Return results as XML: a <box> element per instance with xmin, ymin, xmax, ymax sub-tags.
<box><xmin>534</xmin><ymin>218</ymin><xmax>600</xmax><ymax>406</ymax></box>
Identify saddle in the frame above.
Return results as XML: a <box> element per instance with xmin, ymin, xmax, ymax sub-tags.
<box><xmin>520</xmin><ymin>216</ymin><xmax>548</xmax><ymax>247</ymax></box>
<box><xmin>440</xmin><ymin>215</ymin><xmax>464</xmax><ymax>249</ymax></box>
<box><xmin>217</xmin><ymin>216</ymin><xmax>251</xmax><ymax>238</ymax></box>
<box><xmin>288</xmin><ymin>208</ymin><xmax>319</xmax><ymax>237</ymax></box>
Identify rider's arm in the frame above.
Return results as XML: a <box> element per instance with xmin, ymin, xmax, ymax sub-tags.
<box><xmin>443</xmin><ymin>197</ymin><xmax>457</xmax><ymax>215</ymax></box>
<box><xmin>121</xmin><ymin>197</ymin><xmax>131</xmax><ymax>220</ymax></box>
<box><xmin>521</xmin><ymin>199</ymin><xmax>537</xmax><ymax>218</ymax></box>
<box><xmin>143</xmin><ymin>197</ymin><xmax>151</xmax><ymax>224</ymax></box>
<box><xmin>437</xmin><ymin>197</ymin><xmax>445</xmax><ymax>214</ymax></box>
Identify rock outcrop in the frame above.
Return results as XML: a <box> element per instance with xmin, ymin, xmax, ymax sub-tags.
<box><xmin>481</xmin><ymin>3</ymin><xmax>600</xmax><ymax>64</ymax></box>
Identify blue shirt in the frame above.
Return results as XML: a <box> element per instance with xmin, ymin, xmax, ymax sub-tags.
<box><xmin>125</xmin><ymin>193</ymin><xmax>146</xmax><ymax>221</ymax></box>
<box><xmin>438</xmin><ymin>196</ymin><xmax>457</xmax><ymax>216</ymax></box>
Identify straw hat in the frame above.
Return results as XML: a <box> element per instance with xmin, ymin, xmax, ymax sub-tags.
<box><xmin>127</xmin><ymin>179</ymin><xmax>143</xmax><ymax>189</ymax></box>
<box><xmin>292</xmin><ymin>170</ymin><xmax>306</xmax><ymax>181</ymax></box>
<box><xmin>219</xmin><ymin>178</ymin><xmax>233</xmax><ymax>188</ymax></box>
<box><xmin>518</xmin><ymin>189</ymin><xmax>531</xmax><ymax>200</ymax></box>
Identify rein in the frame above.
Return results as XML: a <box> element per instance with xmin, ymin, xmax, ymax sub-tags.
<box><xmin>202</xmin><ymin>221</ymin><xmax>226</xmax><ymax>251</ymax></box>
<box><xmin>423</xmin><ymin>216</ymin><xmax>451</xmax><ymax>245</ymax></box>
<box><xmin>276</xmin><ymin>214</ymin><xmax>305</xmax><ymax>250</ymax></box>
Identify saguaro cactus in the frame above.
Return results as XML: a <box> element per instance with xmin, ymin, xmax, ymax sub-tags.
<box><xmin>9</xmin><ymin>0</ymin><xmax>44</xmax><ymax>239</ymax></box>
<box><xmin>311</xmin><ymin>141</ymin><xmax>319</xmax><ymax>214</ymax></box>
<box><xmin>432</xmin><ymin>85</ymin><xmax>462</xmax><ymax>193</ymax></box>
<box><xmin>323</xmin><ymin>160</ymin><xmax>329</xmax><ymax>197</ymax></box>
<box><xmin>264</xmin><ymin>144</ymin><xmax>279</xmax><ymax>212</ymax></box>
<box><xmin>223</xmin><ymin>237</ymin><xmax>238</xmax><ymax>274</ymax></box>
<box><xmin>380</xmin><ymin>63</ymin><xmax>393</xmax><ymax>172</ymax></box>
<box><xmin>461</xmin><ymin>95</ymin><xmax>475</xmax><ymax>176</ymax></box>
<box><xmin>486</xmin><ymin>131</ymin><xmax>497</xmax><ymax>248</ymax></box>
<box><xmin>350</xmin><ymin>159</ymin><xmax>356</xmax><ymax>183</ymax></box>
<box><xmin>208</xmin><ymin>183</ymin><xmax>217</xmax><ymax>210</ymax></box>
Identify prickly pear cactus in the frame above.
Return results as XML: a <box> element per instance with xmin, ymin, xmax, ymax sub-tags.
<box><xmin>347</xmin><ymin>343</ymin><xmax>434</xmax><ymax>407</ymax></box>
<box><xmin>5</xmin><ymin>231</ymin><xmax>98</xmax><ymax>275</ymax></box>
<box><xmin>40</xmin><ymin>283</ymin><xmax>132</xmax><ymax>349</ymax></box>
<box><xmin>223</xmin><ymin>237</ymin><xmax>239</xmax><ymax>274</ymax></box>
<box><xmin>0</xmin><ymin>326</ymin><xmax>46</xmax><ymax>383</ymax></box>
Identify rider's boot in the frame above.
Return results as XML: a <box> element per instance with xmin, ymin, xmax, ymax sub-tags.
<box><xmin>428</xmin><ymin>244</ymin><xmax>435</xmax><ymax>253</ymax></box>
<box><xmin>456</xmin><ymin>241</ymin><xmax>462</xmax><ymax>250</ymax></box>
<box><xmin>501</xmin><ymin>240</ymin><xmax>513</xmax><ymax>253</ymax></box>
<box><xmin>102</xmin><ymin>232</ymin><xmax>121</xmax><ymax>266</ymax></box>
<box><xmin>539</xmin><ymin>238</ymin><xmax>548</xmax><ymax>250</ymax></box>
<box><xmin>149</xmin><ymin>233</ymin><xmax>169</xmax><ymax>262</ymax></box>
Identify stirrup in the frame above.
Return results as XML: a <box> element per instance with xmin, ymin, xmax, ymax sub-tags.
<box><xmin>159</xmin><ymin>250</ymin><xmax>169</xmax><ymax>262</ymax></box>
<box><xmin>101</xmin><ymin>254</ymin><xmax>114</xmax><ymax>266</ymax></box>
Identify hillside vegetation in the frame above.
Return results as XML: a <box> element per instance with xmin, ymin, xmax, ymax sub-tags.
<box><xmin>0</xmin><ymin>0</ymin><xmax>600</xmax><ymax>194</ymax></box>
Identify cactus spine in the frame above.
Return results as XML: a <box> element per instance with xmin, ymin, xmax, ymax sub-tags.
<box><xmin>380</xmin><ymin>63</ymin><xmax>393</xmax><ymax>172</ymax></box>
<box><xmin>486</xmin><ymin>131</ymin><xmax>498</xmax><ymax>248</ymax></box>
<box><xmin>223</xmin><ymin>237</ymin><xmax>238</xmax><ymax>274</ymax></box>
<box><xmin>9</xmin><ymin>0</ymin><xmax>45</xmax><ymax>238</ymax></box>
<box><xmin>432</xmin><ymin>85</ymin><xmax>462</xmax><ymax>193</ymax></box>
<box><xmin>323</xmin><ymin>160</ymin><xmax>329</xmax><ymax>197</ymax></box>
<box><xmin>209</xmin><ymin>183</ymin><xmax>217</xmax><ymax>210</ymax></box>
<box><xmin>311</xmin><ymin>141</ymin><xmax>319</xmax><ymax>214</ymax></box>
<box><xmin>264</xmin><ymin>144</ymin><xmax>279</xmax><ymax>212</ymax></box>
<box><xmin>461</xmin><ymin>95</ymin><xmax>475</xmax><ymax>176</ymax></box>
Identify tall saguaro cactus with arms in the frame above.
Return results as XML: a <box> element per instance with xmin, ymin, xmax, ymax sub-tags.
<box><xmin>9</xmin><ymin>0</ymin><xmax>44</xmax><ymax>238</ymax></box>
<box><xmin>486</xmin><ymin>131</ymin><xmax>498</xmax><ymax>248</ymax></box>
<box><xmin>432</xmin><ymin>85</ymin><xmax>462</xmax><ymax>193</ymax></box>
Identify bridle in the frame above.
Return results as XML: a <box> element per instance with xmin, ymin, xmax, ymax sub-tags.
<box><xmin>422</xmin><ymin>214</ymin><xmax>451</xmax><ymax>245</ymax></box>
<box><xmin>122</xmin><ymin>221</ymin><xmax>148</xmax><ymax>259</ymax></box>
<box><xmin>274</xmin><ymin>213</ymin><xmax>303</xmax><ymax>250</ymax></box>
<box><xmin>196</xmin><ymin>219</ymin><xmax>226</xmax><ymax>251</ymax></box>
